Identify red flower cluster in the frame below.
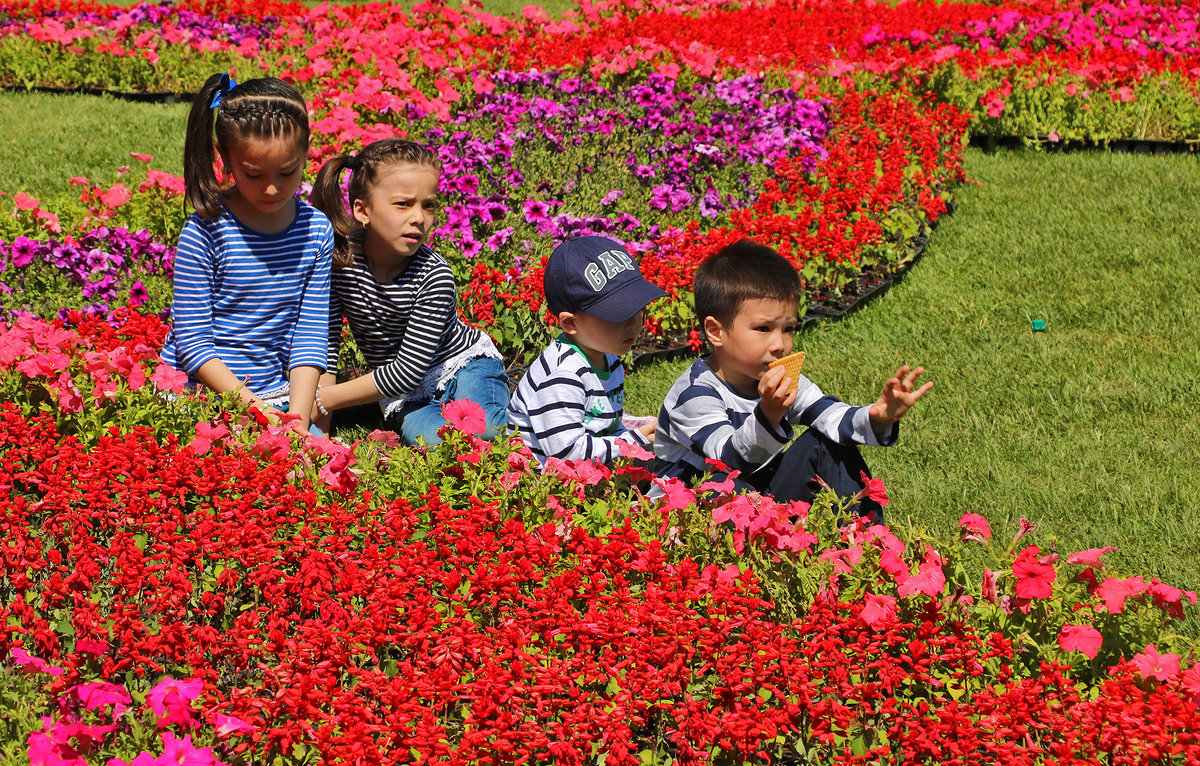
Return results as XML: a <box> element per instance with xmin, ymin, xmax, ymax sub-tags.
<box><xmin>640</xmin><ymin>87</ymin><xmax>968</xmax><ymax>311</ymax></box>
<box><xmin>1</xmin><ymin>317</ymin><xmax>1198</xmax><ymax>762</ymax></box>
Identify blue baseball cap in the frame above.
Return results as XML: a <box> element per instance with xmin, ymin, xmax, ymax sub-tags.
<box><xmin>544</xmin><ymin>236</ymin><xmax>668</xmax><ymax>322</ymax></box>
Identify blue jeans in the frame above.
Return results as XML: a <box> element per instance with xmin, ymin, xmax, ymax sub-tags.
<box><xmin>388</xmin><ymin>357</ymin><xmax>510</xmax><ymax>446</ymax></box>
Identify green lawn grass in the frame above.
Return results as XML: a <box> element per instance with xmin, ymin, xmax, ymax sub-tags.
<box><xmin>0</xmin><ymin>90</ymin><xmax>186</xmax><ymax>200</ymax></box>
<box><xmin>629</xmin><ymin>148</ymin><xmax>1200</xmax><ymax>614</ymax></box>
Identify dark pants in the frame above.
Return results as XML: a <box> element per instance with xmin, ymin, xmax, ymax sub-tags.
<box><xmin>714</xmin><ymin>430</ymin><xmax>882</xmax><ymax>523</ymax></box>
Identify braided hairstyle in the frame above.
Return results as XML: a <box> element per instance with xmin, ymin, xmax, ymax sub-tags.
<box><xmin>310</xmin><ymin>139</ymin><xmax>442</xmax><ymax>270</ymax></box>
<box><xmin>184</xmin><ymin>74</ymin><xmax>311</xmax><ymax>219</ymax></box>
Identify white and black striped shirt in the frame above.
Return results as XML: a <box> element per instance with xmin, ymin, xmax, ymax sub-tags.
<box><xmin>653</xmin><ymin>356</ymin><xmax>897</xmax><ymax>485</ymax></box>
<box><xmin>508</xmin><ymin>336</ymin><xmax>649</xmax><ymax>466</ymax></box>
<box><xmin>327</xmin><ymin>243</ymin><xmax>480</xmax><ymax>399</ymax></box>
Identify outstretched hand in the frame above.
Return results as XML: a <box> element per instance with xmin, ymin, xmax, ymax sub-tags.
<box><xmin>869</xmin><ymin>365</ymin><xmax>933</xmax><ymax>425</ymax></box>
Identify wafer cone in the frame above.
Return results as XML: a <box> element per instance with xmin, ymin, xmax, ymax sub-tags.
<box><xmin>767</xmin><ymin>351</ymin><xmax>805</xmax><ymax>394</ymax></box>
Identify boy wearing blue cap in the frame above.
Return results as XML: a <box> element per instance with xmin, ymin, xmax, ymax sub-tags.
<box><xmin>508</xmin><ymin>236</ymin><xmax>668</xmax><ymax>466</ymax></box>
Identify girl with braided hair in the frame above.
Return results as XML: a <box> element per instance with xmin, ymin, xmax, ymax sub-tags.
<box><xmin>308</xmin><ymin>139</ymin><xmax>508</xmax><ymax>445</ymax></box>
<box><xmin>161</xmin><ymin>74</ymin><xmax>333</xmax><ymax>433</ymax></box>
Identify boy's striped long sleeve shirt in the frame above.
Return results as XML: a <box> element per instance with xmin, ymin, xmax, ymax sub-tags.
<box><xmin>508</xmin><ymin>337</ymin><xmax>649</xmax><ymax>466</ymax></box>
<box><xmin>653</xmin><ymin>357</ymin><xmax>897</xmax><ymax>484</ymax></box>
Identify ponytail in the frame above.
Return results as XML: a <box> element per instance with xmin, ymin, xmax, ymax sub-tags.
<box><xmin>309</xmin><ymin>139</ymin><xmax>442</xmax><ymax>271</ymax></box>
<box><xmin>183</xmin><ymin>73</ymin><xmax>312</xmax><ymax>220</ymax></box>
<box><xmin>183</xmin><ymin>73</ymin><xmax>227</xmax><ymax>219</ymax></box>
<box><xmin>311</xmin><ymin>154</ymin><xmax>358</xmax><ymax>270</ymax></box>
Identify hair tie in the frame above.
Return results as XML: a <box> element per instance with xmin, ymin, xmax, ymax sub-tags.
<box><xmin>209</xmin><ymin>73</ymin><xmax>239</xmax><ymax>109</ymax></box>
<box><xmin>346</xmin><ymin>154</ymin><xmax>363</xmax><ymax>171</ymax></box>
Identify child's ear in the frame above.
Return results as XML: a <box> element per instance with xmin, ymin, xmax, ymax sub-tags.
<box><xmin>558</xmin><ymin>311</ymin><xmax>579</xmax><ymax>336</ymax></box>
<box><xmin>703</xmin><ymin>315</ymin><xmax>725</xmax><ymax>348</ymax></box>
<box><xmin>351</xmin><ymin>197</ymin><xmax>370</xmax><ymax>227</ymax></box>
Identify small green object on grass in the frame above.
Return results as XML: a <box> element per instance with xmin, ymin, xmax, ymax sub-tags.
<box><xmin>1031</xmin><ymin>319</ymin><xmax>1046</xmax><ymax>332</ymax></box>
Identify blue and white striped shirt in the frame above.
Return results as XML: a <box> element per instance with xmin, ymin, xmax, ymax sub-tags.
<box><xmin>161</xmin><ymin>201</ymin><xmax>334</xmax><ymax>396</ymax></box>
<box><xmin>653</xmin><ymin>356</ymin><xmax>897</xmax><ymax>484</ymax></box>
<box><xmin>508</xmin><ymin>336</ymin><xmax>650</xmax><ymax>466</ymax></box>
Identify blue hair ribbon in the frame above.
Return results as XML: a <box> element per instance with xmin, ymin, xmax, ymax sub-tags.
<box><xmin>209</xmin><ymin>73</ymin><xmax>238</xmax><ymax>109</ymax></box>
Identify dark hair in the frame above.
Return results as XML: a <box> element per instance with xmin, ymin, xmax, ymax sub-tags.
<box><xmin>693</xmin><ymin>239</ymin><xmax>803</xmax><ymax>327</ymax></box>
<box><xmin>310</xmin><ymin>139</ymin><xmax>442</xmax><ymax>269</ymax></box>
<box><xmin>184</xmin><ymin>74</ymin><xmax>311</xmax><ymax>219</ymax></box>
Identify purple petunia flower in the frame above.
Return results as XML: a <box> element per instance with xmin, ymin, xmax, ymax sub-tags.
<box><xmin>600</xmin><ymin>190</ymin><xmax>624</xmax><ymax>206</ymax></box>
<box><xmin>10</xmin><ymin>236</ymin><xmax>38</xmax><ymax>268</ymax></box>
<box><xmin>522</xmin><ymin>199</ymin><xmax>551</xmax><ymax>224</ymax></box>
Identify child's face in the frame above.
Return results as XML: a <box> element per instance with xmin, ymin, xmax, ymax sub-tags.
<box><xmin>706</xmin><ymin>297</ymin><xmax>799</xmax><ymax>393</ymax></box>
<box><xmin>353</xmin><ymin>164</ymin><xmax>439</xmax><ymax>261</ymax></box>
<box><xmin>221</xmin><ymin>135</ymin><xmax>307</xmax><ymax>217</ymax></box>
<box><xmin>563</xmin><ymin>309</ymin><xmax>645</xmax><ymax>368</ymax></box>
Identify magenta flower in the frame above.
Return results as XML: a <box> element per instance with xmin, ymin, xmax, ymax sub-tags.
<box><xmin>11</xmin><ymin>648</ymin><xmax>65</xmax><ymax>677</ymax></box>
<box><xmin>158</xmin><ymin>732</ymin><xmax>222</xmax><ymax>766</ymax></box>
<box><xmin>64</xmin><ymin>680</ymin><xmax>132</xmax><ymax>719</ymax></box>
<box><xmin>212</xmin><ymin>712</ymin><xmax>255</xmax><ymax>738</ymax></box>
<box><xmin>146</xmin><ymin>676</ymin><xmax>204</xmax><ymax>729</ymax></box>
<box><xmin>522</xmin><ymin>199</ymin><xmax>551</xmax><ymax>224</ymax></box>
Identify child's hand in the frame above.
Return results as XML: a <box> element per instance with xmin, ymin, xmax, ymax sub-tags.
<box><xmin>637</xmin><ymin>418</ymin><xmax>657</xmax><ymax>445</ymax></box>
<box><xmin>758</xmin><ymin>364</ymin><xmax>797</xmax><ymax>426</ymax></box>
<box><xmin>869</xmin><ymin>365</ymin><xmax>933</xmax><ymax>425</ymax></box>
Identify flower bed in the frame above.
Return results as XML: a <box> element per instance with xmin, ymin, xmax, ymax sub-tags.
<box><xmin>2</xmin><ymin>314</ymin><xmax>1199</xmax><ymax>764</ymax></box>
<box><xmin>1</xmin><ymin>0</ymin><xmax>1199</xmax><ymax>762</ymax></box>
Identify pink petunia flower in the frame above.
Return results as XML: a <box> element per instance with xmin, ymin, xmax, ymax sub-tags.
<box><xmin>13</xmin><ymin>192</ymin><xmax>40</xmax><ymax>210</ymax></box>
<box><xmin>65</xmin><ymin>681</ymin><xmax>131</xmax><ymax>719</ymax></box>
<box><xmin>442</xmin><ymin>399</ymin><xmax>487</xmax><ymax>435</ymax></box>
<box><xmin>150</xmin><ymin>363</ymin><xmax>188</xmax><ymax>394</ymax></box>
<box><xmin>858</xmin><ymin>471</ymin><xmax>888</xmax><ymax>506</ymax></box>
<box><xmin>366</xmin><ymin>429</ymin><xmax>401</xmax><ymax>448</ymax></box>
<box><xmin>11</xmin><ymin>647</ymin><xmax>65</xmax><ymax>677</ymax></box>
<box><xmin>157</xmin><ymin>732</ymin><xmax>221</xmax><ymax>766</ymax></box>
<box><xmin>189</xmin><ymin>421</ymin><xmax>230</xmax><ymax>456</ymax></box>
<box><xmin>146</xmin><ymin>676</ymin><xmax>204</xmax><ymax>729</ymax></box>
<box><xmin>1132</xmin><ymin>644</ymin><xmax>1181</xmax><ymax>683</ymax></box>
<box><xmin>860</xmin><ymin>593</ymin><xmax>897</xmax><ymax>630</ymax></box>
<box><xmin>897</xmin><ymin>561</ymin><xmax>945</xmax><ymax>597</ymax></box>
<box><xmin>652</xmin><ymin>477</ymin><xmax>697</xmax><ymax>513</ymax></box>
<box><xmin>1096</xmin><ymin>576</ymin><xmax>1148</xmax><ymax>614</ymax></box>
<box><xmin>1011</xmin><ymin>545</ymin><xmax>1056</xmax><ymax>599</ymax></box>
<box><xmin>212</xmin><ymin>712</ymin><xmax>254</xmax><ymax>738</ymax></box>
<box><xmin>958</xmin><ymin>512</ymin><xmax>992</xmax><ymax>543</ymax></box>
<box><xmin>1067</xmin><ymin>546</ymin><xmax>1117</xmax><ymax>568</ymax></box>
<box><xmin>1058</xmin><ymin>624</ymin><xmax>1103</xmax><ymax>659</ymax></box>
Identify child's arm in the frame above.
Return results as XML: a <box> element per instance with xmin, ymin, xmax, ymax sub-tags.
<box><xmin>868</xmin><ymin>365</ymin><xmax>933</xmax><ymax>436</ymax></box>
<box><xmin>192</xmin><ymin>359</ymin><xmax>269</xmax><ymax>409</ymax></box>
<box><xmin>664</xmin><ymin>382</ymin><xmax>791</xmax><ymax>474</ymax></box>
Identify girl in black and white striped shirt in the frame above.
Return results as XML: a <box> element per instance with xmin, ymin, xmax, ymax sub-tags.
<box><xmin>309</xmin><ymin>139</ymin><xmax>508</xmax><ymax>445</ymax></box>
